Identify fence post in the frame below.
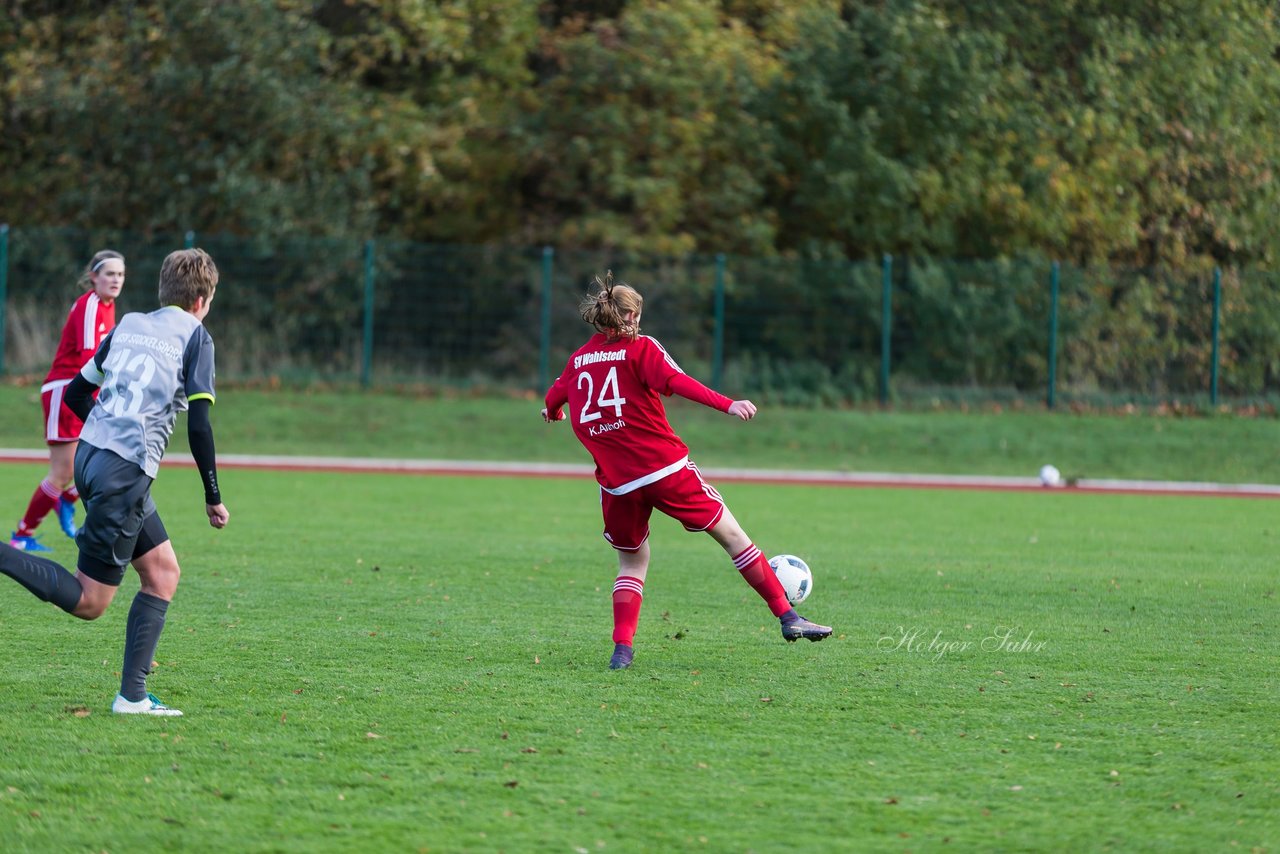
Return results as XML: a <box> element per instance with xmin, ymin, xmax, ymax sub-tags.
<box><xmin>184</xmin><ymin>230</ymin><xmax>195</xmax><ymax>249</ymax></box>
<box><xmin>1047</xmin><ymin>261</ymin><xmax>1060</xmax><ymax>409</ymax></box>
<box><xmin>1210</xmin><ymin>266</ymin><xmax>1221</xmax><ymax>406</ymax></box>
<box><xmin>711</xmin><ymin>253</ymin><xmax>726</xmax><ymax>391</ymax></box>
<box><xmin>361</xmin><ymin>239</ymin><xmax>376</xmax><ymax>388</ymax></box>
<box><xmin>879</xmin><ymin>254</ymin><xmax>893</xmax><ymax>405</ymax></box>
<box><xmin>539</xmin><ymin>246</ymin><xmax>554</xmax><ymax>392</ymax></box>
<box><xmin>0</xmin><ymin>224</ymin><xmax>8</xmax><ymax>376</ymax></box>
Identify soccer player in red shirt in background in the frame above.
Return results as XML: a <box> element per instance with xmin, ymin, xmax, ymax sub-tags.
<box><xmin>9</xmin><ymin>249</ymin><xmax>124</xmax><ymax>552</ymax></box>
<box><xmin>542</xmin><ymin>272</ymin><xmax>832</xmax><ymax>670</ymax></box>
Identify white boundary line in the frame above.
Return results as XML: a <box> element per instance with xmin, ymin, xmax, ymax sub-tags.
<box><xmin>2</xmin><ymin>448</ymin><xmax>1278</xmax><ymax>498</ymax></box>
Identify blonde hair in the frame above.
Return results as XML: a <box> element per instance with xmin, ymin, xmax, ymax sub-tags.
<box><xmin>579</xmin><ymin>271</ymin><xmax>643</xmax><ymax>341</ymax></box>
<box><xmin>77</xmin><ymin>249</ymin><xmax>125</xmax><ymax>290</ymax></box>
<box><xmin>158</xmin><ymin>248</ymin><xmax>219</xmax><ymax>309</ymax></box>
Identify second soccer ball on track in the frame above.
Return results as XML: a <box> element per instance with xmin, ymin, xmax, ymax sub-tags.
<box><xmin>769</xmin><ymin>554</ymin><xmax>813</xmax><ymax>605</ymax></box>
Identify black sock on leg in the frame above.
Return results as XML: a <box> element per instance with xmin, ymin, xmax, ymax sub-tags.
<box><xmin>121</xmin><ymin>592</ymin><xmax>169</xmax><ymax>702</ymax></box>
<box><xmin>0</xmin><ymin>543</ymin><xmax>83</xmax><ymax>613</ymax></box>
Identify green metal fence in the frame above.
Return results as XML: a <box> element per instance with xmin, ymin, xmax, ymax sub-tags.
<box><xmin>2</xmin><ymin>224</ymin><xmax>1276</xmax><ymax>407</ymax></box>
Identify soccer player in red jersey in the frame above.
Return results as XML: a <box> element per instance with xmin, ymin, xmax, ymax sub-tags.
<box><xmin>9</xmin><ymin>249</ymin><xmax>124</xmax><ymax>552</ymax></box>
<box><xmin>542</xmin><ymin>272</ymin><xmax>832</xmax><ymax>670</ymax></box>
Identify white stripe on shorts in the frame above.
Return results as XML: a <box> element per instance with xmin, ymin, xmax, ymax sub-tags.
<box><xmin>42</xmin><ymin>380</ymin><xmax>72</xmax><ymax>442</ymax></box>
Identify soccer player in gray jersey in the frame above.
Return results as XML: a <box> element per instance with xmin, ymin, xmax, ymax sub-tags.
<box><xmin>0</xmin><ymin>248</ymin><xmax>230</xmax><ymax>716</ymax></box>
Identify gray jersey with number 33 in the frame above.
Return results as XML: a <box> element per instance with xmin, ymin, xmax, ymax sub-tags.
<box><xmin>78</xmin><ymin>306</ymin><xmax>217</xmax><ymax>479</ymax></box>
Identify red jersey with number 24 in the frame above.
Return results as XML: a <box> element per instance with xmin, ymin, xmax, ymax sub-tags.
<box><xmin>546</xmin><ymin>334</ymin><xmax>706</xmax><ymax>495</ymax></box>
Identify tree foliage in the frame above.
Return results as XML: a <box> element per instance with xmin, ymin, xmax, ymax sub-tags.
<box><xmin>2</xmin><ymin>0</ymin><xmax>1279</xmax><ymax>271</ymax></box>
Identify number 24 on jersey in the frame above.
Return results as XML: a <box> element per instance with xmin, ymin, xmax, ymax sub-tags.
<box><xmin>577</xmin><ymin>366</ymin><xmax>627</xmax><ymax>423</ymax></box>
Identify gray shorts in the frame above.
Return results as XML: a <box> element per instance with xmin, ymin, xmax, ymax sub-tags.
<box><xmin>73</xmin><ymin>444</ymin><xmax>169</xmax><ymax>586</ymax></box>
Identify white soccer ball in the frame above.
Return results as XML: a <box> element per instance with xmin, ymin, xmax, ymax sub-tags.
<box><xmin>1038</xmin><ymin>464</ymin><xmax>1063</xmax><ymax>487</ymax></box>
<box><xmin>769</xmin><ymin>554</ymin><xmax>813</xmax><ymax>605</ymax></box>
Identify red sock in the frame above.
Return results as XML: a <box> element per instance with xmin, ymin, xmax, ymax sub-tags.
<box><xmin>612</xmin><ymin>576</ymin><xmax>645</xmax><ymax>645</ymax></box>
<box><xmin>732</xmin><ymin>544</ymin><xmax>791</xmax><ymax>617</ymax></box>
<box><xmin>16</xmin><ymin>479</ymin><xmax>60</xmax><ymax>536</ymax></box>
<box><xmin>61</xmin><ymin>486</ymin><xmax>79</xmax><ymax>505</ymax></box>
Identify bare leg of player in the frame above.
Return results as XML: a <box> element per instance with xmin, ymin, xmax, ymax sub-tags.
<box><xmin>708</xmin><ymin>509</ymin><xmax>833</xmax><ymax>643</ymax></box>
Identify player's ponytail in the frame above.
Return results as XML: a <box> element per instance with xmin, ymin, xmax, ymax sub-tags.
<box><xmin>580</xmin><ymin>271</ymin><xmax>644</xmax><ymax>342</ymax></box>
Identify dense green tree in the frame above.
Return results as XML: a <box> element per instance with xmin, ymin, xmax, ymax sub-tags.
<box><xmin>2</xmin><ymin>0</ymin><xmax>1279</xmax><ymax>269</ymax></box>
<box><xmin>756</xmin><ymin>2</ymin><xmax>1051</xmax><ymax>260</ymax></box>
<box><xmin>0</xmin><ymin>0</ymin><xmax>399</xmax><ymax>236</ymax></box>
<box><xmin>515</xmin><ymin>0</ymin><xmax>782</xmax><ymax>254</ymax></box>
<box><xmin>296</xmin><ymin>0</ymin><xmax>541</xmax><ymax>242</ymax></box>
<box><xmin>944</xmin><ymin>0</ymin><xmax>1280</xmax><ymax>268</ymax></box>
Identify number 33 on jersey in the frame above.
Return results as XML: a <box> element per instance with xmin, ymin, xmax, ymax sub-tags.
<box><xmin>78</xmin><ymin>306</ymin><xmax>217</xmax><ymax>479</ymax></box>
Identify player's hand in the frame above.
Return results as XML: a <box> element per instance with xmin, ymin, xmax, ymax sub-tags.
<box><xmin>542</xmin><ymin>407</ymin><xmax>566</xmax><ymax>423</ymax></box>
<box><xmin>728</xmin><ymin>399</ymin><xmax>757</xmax><ymax>421</ymax></box>
<box><xmin>206</xmin><ymin>503</ymin><xmax>229</xmax><ymax>529</ymax></box>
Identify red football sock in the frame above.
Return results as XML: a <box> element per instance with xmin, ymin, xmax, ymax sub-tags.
<box><xmin>16</xmin><ymin>479</ymin><xmax>60</xmax><ymax>536</ymax></box>
<box><xmin>61</xmin><ymin>486</ymin><xmax>79</xmax><ymax>505</ymax></box>
<box><xmin>732</xmin><ymin>544</ymin><xmax>791</xmax><ymax>617</ymax></box>
<box><xmin>612</xmin><ymin>576</ymin><xmax>645</xmax><ymax>645</ymax></box>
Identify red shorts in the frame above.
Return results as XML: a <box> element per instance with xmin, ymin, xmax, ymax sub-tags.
<box><xmin>41</xmin><ymin>381</ymin><xmax>85</xmax><ymax>444</ymax></box>
<box><xmin>600</xmin><ymin>461</ymin><xmax>726</xmax><ymax>551</ymax></box>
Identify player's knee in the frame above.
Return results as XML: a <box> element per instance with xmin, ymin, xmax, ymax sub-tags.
<box><xmin>141</xmin><ymin>562</ymin><xmax>181</xmax><ymax>598</ymax></box>
<box><xmin>72</xmin><ymin>597</ymin><xmax>110</xmax><ymax>621</ymax></box>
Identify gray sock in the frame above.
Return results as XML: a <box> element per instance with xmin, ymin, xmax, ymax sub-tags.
<box><xmin>0</xmin><ymin>543</ymin><xmax>82</xmax><ymax>613</ymax></box>
<box><xmin>121</xmin><ymin>592</ymin><xmax>169</xmax><ymax>702</ymax></box>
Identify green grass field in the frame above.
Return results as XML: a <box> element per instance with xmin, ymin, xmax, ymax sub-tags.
<box><xmin>2</xmin><ymin>383</ymin><xmax>1280</xmax><ymax>482</ymax></box>
<box><xmin>0</xmin><ymin>386</ymin><xmax>1277</xmax><ymax>851</ymax></box>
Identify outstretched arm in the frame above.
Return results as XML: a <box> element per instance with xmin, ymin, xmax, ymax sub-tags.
<box><xmin>667</xmin><ymin>373</ymin><xmax>756</xmax><ymax>419</ymax></box>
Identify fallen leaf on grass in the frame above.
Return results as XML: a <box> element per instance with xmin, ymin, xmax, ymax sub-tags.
<box><xmin>503</xmin><ymin>781</ymin><xmax>519</xmax><ymax>788</ymax></box>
